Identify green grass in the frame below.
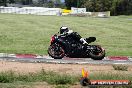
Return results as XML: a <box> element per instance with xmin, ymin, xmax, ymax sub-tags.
<box><xmin>0</xmin><ymin>69</ymin><xmax>132</xmax><ymax>83</ymax></box>
<box><xmin>112</xmin><ymin>64</ymin><xmax>128</xmax><ymax>71</ymax></box>
<box><xmin>89</xmin><ymin>72</ymin><xmax>132</xmax><ymax>80</ymax></box>
<box><xmin>0</xmin><ymin>69</ymin><xmax>77</xmax><ymax>85</ymax></box>
<box><xmin>0</xmin><ymin>69</ymin><xmax>132</xmax><ymax>88</ymax></box>
<box><xmin>0</xmin><ymin>14</ymin><xmax>132</xmax><ymax>56</ymax></box>
<box><xmin>0</xmin><ymin>83</ymin><xmax>70</xmax><ymax>88</ymax></box>
<box><xmin>0</xmin><ymin>82</ymin><xmax>33</xmax><ymax>88</ymax></box>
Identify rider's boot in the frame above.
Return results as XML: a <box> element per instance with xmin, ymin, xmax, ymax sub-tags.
<box><xmin>80</xmin><ymin>38</ymin><xmax>88</xmax><ymax>44</ymax></box>
<box><xmin>80</xmin><ymin>38</ymin><xmax>88</xmax><ymax>50</ymax></box>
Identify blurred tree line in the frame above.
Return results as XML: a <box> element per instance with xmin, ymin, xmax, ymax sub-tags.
<box><xmin>65</xmin><ymin>0</ymin><xmax>132</xmax><ymax>15</ymax></box>
<box><xmin>0</xmin><ymin>0</ymin><xmax>131</xmax><ymax>15</ymax></box>
<box><xmin>0</xmin><ymin>0</ymin><xmax>65</xmax><ymax>8</ymax></box>
<box><xmin>32</xmin><ymin>0</ymin><xmax>65</xmax><ymax>8</ymax></box>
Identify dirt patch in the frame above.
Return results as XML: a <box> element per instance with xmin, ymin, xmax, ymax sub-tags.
<box><xmin>0</xmin><ymin>61</ymin><xmax>132</xmax><ymax>75</ymax></box>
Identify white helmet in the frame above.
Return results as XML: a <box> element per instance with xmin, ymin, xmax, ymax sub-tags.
<box><xmin>60</xmin><ymin>26</ymin><xmax>69</xmax><ymax>34</ymax></box>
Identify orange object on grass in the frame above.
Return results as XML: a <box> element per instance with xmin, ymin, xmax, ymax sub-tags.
<box><xmin>82</xmin><ymin>68</ymin><xmax>88</xmax><ymax>78</ymax></box>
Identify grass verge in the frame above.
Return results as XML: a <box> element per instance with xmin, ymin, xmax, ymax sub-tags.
<box><xmin>0</xmin><ymin>14</ymin><xmax>132</xmax><ymax>56</ymax></box>
<box><xmin>0</xmin><ymin>69</ymin><xmax>132</xmax><ymax>87</ymax></box>
<box><xmin>0</xmin><ymin>69</ymin><xmax>77</xmax><ymax>85</ymax></box>
<box><xmin>89</xmin><ymin>72</ymin><xmax>132</xmax><ymax>80</ymax></box>
<box><xmin>0</xmin><ymin>70</ymin><xmax>132</xmax><ymax>83</ymax></box>
<box><xmin>112</xmin><ymin>64</ymin><xmax>128</xmax><ymax>71</ymax></box>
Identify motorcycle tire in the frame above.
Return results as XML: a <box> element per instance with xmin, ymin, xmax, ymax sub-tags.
<box><xmin>89</xmin><ymin>45</ymin><xmax>105</xmax><ymax>60</ymax></box>
<box><xmin>48</xmin><ymin>43</ymin><xmax>65</xmax><ymax>59</ymax></box>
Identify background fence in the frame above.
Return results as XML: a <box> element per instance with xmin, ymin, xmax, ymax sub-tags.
<box><xmin>0</xmin><ymin>7</ymin><xmax>61</xmax><ymax>15</ymax></box>
<box><xmin>0</xmin><ymin>7</ymin><xmax>110</xmax><ymax>17</ymax></box>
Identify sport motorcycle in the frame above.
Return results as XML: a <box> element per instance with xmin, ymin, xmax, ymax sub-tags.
<box><xmin>48</xmin><ymin>32</ymin><xmax>105</xmax><ymax>60</ymax></box>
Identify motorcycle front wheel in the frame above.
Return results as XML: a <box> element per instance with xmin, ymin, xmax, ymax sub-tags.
<box><xmin>48</xmin><ymin>43</ymin><xmax>65</xmax><ymax>59</ymax></box>
<box><xmin>89</xmin><ymin>45</ymin><xmax>105</xmax><ymax>60</ymax></box>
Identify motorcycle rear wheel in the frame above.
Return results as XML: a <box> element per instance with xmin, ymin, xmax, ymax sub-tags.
<box><xmin>89</xmin><ymin>45</ymin><xmax>105</xmax><ymax>60</ymax></box>
<box><xmin>48</xmin><ymin>43</ymin><xmax>65</xmax><ymax>59</ymax></box>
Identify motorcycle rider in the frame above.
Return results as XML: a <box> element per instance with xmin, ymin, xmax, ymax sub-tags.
<box><xmin>60</xmin><ymin>26</ymin><xmax>88</xmax><ymax>45</ymax></box>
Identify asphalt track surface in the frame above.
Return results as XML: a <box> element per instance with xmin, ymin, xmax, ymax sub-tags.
<box><xmin>0</xmin><ymin>56</ymin><xmax>132</xmax><ymax>65</ymax></box>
